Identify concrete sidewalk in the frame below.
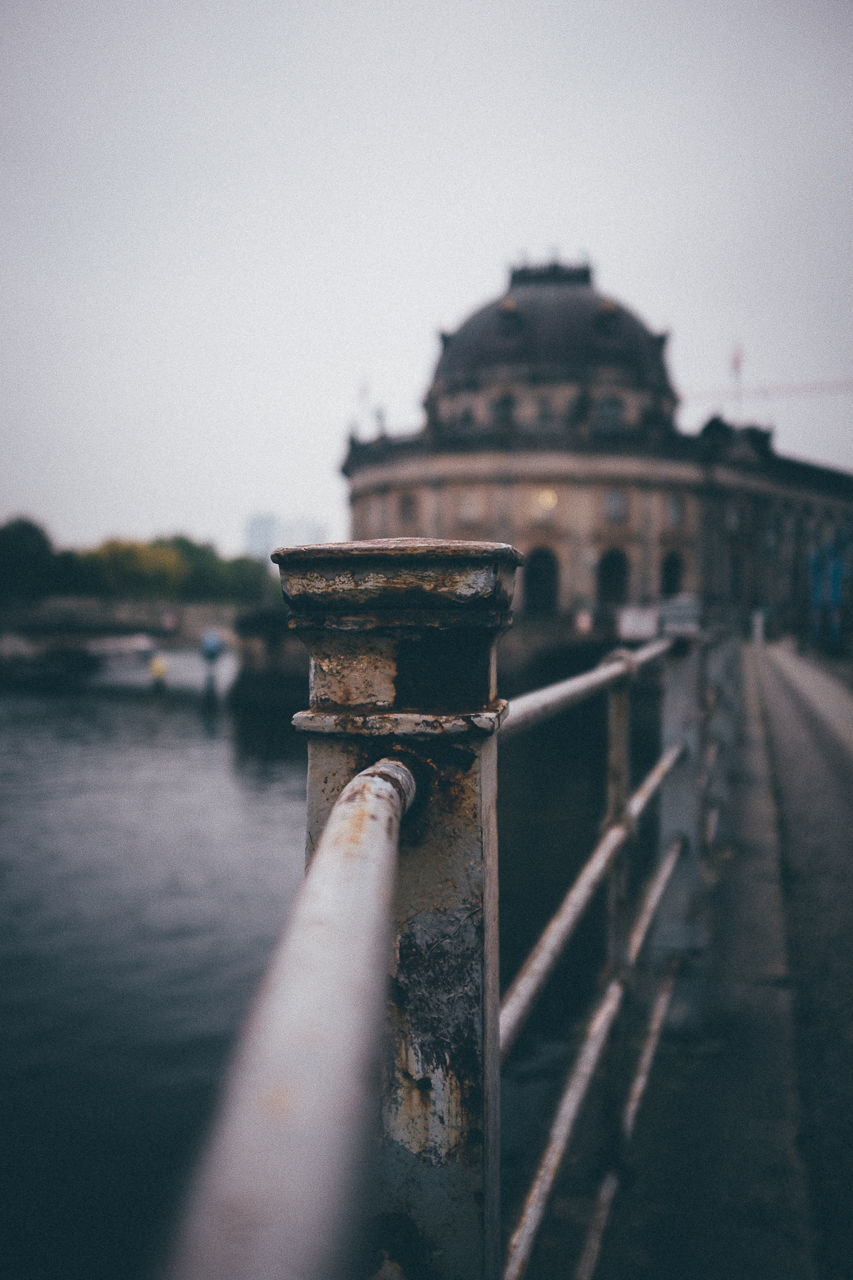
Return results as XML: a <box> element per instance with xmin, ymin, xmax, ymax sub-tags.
<box><xmin>762</xmin><ymin>639</ymin><xmax>853</xmax><ymax>755</ymax></box>
<box><xmin>594</xmin><ymin>643</ymin><xmax>816</xmax><ymax>1279</ymax></box>
<box><xmin>755</xmin><ymin>642</ymin><xmax>853</xmax><ymax>1279</ymax></box>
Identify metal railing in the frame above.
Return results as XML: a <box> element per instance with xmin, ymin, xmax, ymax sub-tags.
<box><xmin>166</xmin><ymin>540</ymin><xmax>732</xmax><ymax>1280</ymax></box>
<box><xmin>499</xmin><ymin>639</ymin><xmax>680</xmax><ymax>1058</ymax></box>
<box><xmin>499</xmin><ymin>638</ymin><xmax>693</xmax><ymax>1279</ymax></box>
<box><xmin>166</xmin><ymin>759</ymin><xmax>416</xmax><ymax>1280</ymax></box>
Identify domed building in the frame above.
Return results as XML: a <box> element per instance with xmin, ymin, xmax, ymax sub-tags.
<box><xmin>344</xmin><ymin>263</ymin><xmax>853</xmax><ymax>646</ymax></box>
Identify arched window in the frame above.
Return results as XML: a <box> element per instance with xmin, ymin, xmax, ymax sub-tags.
<box><xmin>604</xmin><ymin>490</ymin><xmax>627</xmax><ymax>523</ymax></box>
<box><xmin>665</xmin><ymin>494</ymin><xmax>684</xmax><ymax>529</ymax></box>
<box><xmin>537</xmin><ymin>396</ymin><xmax>554</xmax><ymax>428</ymax></box>
<box><xmin>594</xmin><ymin>396</ymin><xmax>626</xmax><ymax>431</ymax></box>
<box><xmin>492</xmin><ymin>393</ymin><xmax>515</xmax><ymax>429</ymax></box>
<box><xmin>597</xmin><ymin>548</ymin><xmax>629</xmax><ymax>605</ymax></box>
<box><xmin>524</xmin><ymin>547</ymin><xmax>559</xmax><ymax>616</ymax></box>
<box><xmin>398</xmin><ymin>492</ymin><xmax>418</xmax><ymax>525</ymax></box>
<box><xmin>661</xmin><ymin>551</ymin><xmax>683</xmax><ymax>597</ymax></box>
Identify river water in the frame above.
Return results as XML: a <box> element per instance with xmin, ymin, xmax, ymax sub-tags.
<box><xmin>0</xmin><ymin>689</ymin><xmax>307</xmax><ymax>1280</ymax></box>
<box><xmin>0</xmin><ymin>676</ymin><xmax>634</xmax><ymax>1279</ymax></box>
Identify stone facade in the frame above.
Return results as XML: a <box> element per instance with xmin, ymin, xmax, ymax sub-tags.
<box><xmin>344</xmin><ymin>263</ymin><xmax>853</xmax><ymax>643</ymax></box>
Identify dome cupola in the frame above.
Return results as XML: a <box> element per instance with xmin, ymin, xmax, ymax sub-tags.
<box><xmin>424</xmin><ymin>262</ymin><xmax>677</xmax><ymax>439</ymax></box>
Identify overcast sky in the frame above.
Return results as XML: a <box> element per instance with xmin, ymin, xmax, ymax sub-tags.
<box><xmin>2</xmin><ymin>0</ymin><xmax>851</xmax><ymax>556</ymax></box>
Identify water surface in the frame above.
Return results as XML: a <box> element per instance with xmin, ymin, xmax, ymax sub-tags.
<box><xmin>0</xmin><ymin>692</ymin><xmax>306</xmax><ymax>1279</ymax></box>
<box><xmin>0</xmin><ymin>683</ymin><xmax>633</xmax><ymax>1278</ymax></box>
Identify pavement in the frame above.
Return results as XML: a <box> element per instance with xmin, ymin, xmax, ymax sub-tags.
<box><xmin>753</xmin><ymin>642</ymin><xmax>853</xmax><ymax>1280</ymax></box>
<box><xmin>762</xmin><ymin>641</ymin><xmax>853</xmax><ymax>753</ymax></box>
<box><xmin>592</xmin><ymin>641</ymin><xmax>823</xmax><ymax>1279</ymax></box>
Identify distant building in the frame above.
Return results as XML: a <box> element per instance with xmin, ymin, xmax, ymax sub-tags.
<box><xmin>277</xmin><ymin>516</ymin><xmax>327</xmax><ymax>549</ymax></box>
<box><xmin>244</xmin><ymin>513</ymin><xmax>282</xmax><ymax>562</ymax></box>
<box><xmin>343</xmin><ymin>262</ymin><xmax>853</xmax><ymax>645</ymax></box>
<box><xmin>245</xmin><ymin>513</ymin><xmax>327</xmax><ymax>564</ymax></box>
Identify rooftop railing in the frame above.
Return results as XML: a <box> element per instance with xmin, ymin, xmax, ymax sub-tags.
<box><xmin>166</xmin><ymin>539</ymin><xmax>733</xmax><ymax>1280</ymax></box>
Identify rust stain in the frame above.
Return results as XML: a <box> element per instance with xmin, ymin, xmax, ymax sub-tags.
<box><xmin>333</xmin><ymin>785</ymin><xmax>382</xmax><ymax>847</ymax></box>
<box><xmin>391</xmin><ymin>1041</ymin><xmax>466</xmax><ymax>1161</ymax></box>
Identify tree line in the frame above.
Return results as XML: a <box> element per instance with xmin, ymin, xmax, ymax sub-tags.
<box><xmin>0</xmin><ymin>518</ymin><xmax>277</xmax><ymax>605</ymax></box>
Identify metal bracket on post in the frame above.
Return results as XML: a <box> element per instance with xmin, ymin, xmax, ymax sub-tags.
<box><xmin>272</xmin><ymin>538</ymin><xmax>522</xmax><ymax>1280</ymax></box>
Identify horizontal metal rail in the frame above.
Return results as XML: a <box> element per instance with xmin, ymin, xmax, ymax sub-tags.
<box><xmin>501</xmin><ymin>637</ymin><xmax>672</xmax><ymax>741</ymax></box>
<box><xmin>574</xmin><ymin>963</ymin><xmax>680</xmax><ymax>1280</ymax></box>
<box><xmin>626</xmin><ymin>740</ymin><xmax>684</xmax><ymax>827</ymax></box>
<box><xmin>503</xmin><ymin>835</ymin><xmax>684</xmax><ymax>1280</ymax></box>
<box><xmin>499</xmin><ymin>740</ymin><xmax>685</xmax><ymax>1060</ymax></box>
<box><xmin>167</xmin><ymin>758</ymin><xmax>416</xmax><ymax>1280</ymax></box>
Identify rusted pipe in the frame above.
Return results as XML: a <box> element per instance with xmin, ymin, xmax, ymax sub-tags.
<box><xmin>625</xmin><ymin>835</ymin><xmax>684</xmax><ymax>967</ymax></box>
<box><xmin>502</xmin><ymin>835</ymin><xmax>684</xmax><ymax>1280</ymax></box>
<box><xmin>501</xmin><ymin>637</ymin><xmax>672</xmax><ymax>741</ymax></box>
<box><xmin>499</xmin><ymin>748</ymin><xmax>685</xmax><ymax>1061</ymax></box>
<box><xmin>504</xmin><ymin>980</ymin><xmax>626</xmax><ymax>1280</ymax></box>
<box><xmin>626</xmin><ymin>741</ymin><xmax>685</xmax><ymax>827</ymax></box>
<box><xmin>166</xmin><ymin>759</ymin><xmax>415</xmax><ymax>1280</ymax></box>
<box><xmin>574</xmin><ymin>964</ymin><xmax>679</xmax><ymax>1280</ymax></box>
<box><xmin>500</xmin><ymin>823</ymin><xmax>629</xmax><ymax>1061</ymax></box>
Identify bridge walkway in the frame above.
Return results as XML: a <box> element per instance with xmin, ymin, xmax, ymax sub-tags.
<box><xmin>752</xmin><ymin>643</ymin><xmax>853</xmax><ymax>1280</ymax></box>
<box><xmin>555</xmin><ymin>640</ymin><xmax>853</xmax><ymax>1280</ymax></box>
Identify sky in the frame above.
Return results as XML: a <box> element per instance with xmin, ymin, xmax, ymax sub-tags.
<box><xmin>2</xmin><ymin>0</ymin><xmax>852</xmax><ymax>557</ymax></box>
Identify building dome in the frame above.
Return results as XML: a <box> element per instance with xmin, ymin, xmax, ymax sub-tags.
<box><xmin>343</xmin><ymin>259</ymin><xmax>853</xmax><ymax>642</ymax></box>
<box><xmin>424</xmin><ymin>262</ymin><xmax>676</xmax><ymax>437</ymax></box>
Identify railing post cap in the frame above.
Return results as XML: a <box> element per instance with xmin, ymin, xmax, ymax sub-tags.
<box><xmin>272</xmin><ymin>539</ymin><xmax>523</xmax><ymax>629</ymax></box>
<box><xmin>271</xmin><ymin>540</ymin><xmax>522</xmax><ymax>717</ymax></box>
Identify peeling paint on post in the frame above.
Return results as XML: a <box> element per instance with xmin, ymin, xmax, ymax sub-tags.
<box><xmin>272</xmin><ymin>539</ymin><xmax>522</xmax><ymax>1280</ymax></box>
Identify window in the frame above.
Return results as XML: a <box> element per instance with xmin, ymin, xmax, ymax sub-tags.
<box><xmin>597</xmin><ymin>548</ymin><xmax>629</xmax><ymax>605</ymax></box>
<box><xmin>666</xmin><ymin>494</ymin><xmax>684</xmax><ymax>529</ymax></box>
<box><xmin>364</xmin><ymin>495</ymin><xmax>386</xmax><ymax>537</ymax></box>
<box><xmin>604</xmin><ymin>490</ymin><xmax>627</xmax><ymax>523</ymax></box>
<box><xmin>457</xmin><ymin>488</ymin><xmax>484</xmax><ymax>525</ymax></box>
<box><xmin>524</xmin><ymin>548</ymin><xmax>559</xmax><ymax>616</ymax></box>
<box><xmin>398</xmin><ymin>492</ymin><xmax>417</xmax><ymax>525</ymax></box>
<box><xmin>594</xmin><ymin>397</ymin><xmax>625</xmax><ymax>431</ymax></box>
<box><xmin>661</xmin><ymin>551</ymin><xmax>684</xmax><ymax>597</ymax></box>
<box><xmin>537</xmin><ymin>397</ymin><xmax>555</xmax><ymax>428</ymax></box>
<box><xmin>497</xmin><ymin>297</ymin><xmax>524</xmax><ymax>335</ymax></box>
<box><xmin>492</xmin><ymin>394</ymin><xmax>515</xmax><ymax>429</ymax></box>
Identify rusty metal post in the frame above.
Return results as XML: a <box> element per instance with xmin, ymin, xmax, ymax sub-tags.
<box><xmin>604</xmin><ymin>661</ymin><xmax>631</xmax><ymax>969</ymax></box>
<box><xmin>272</xmin><ymin>538</ymin><xmax>521</xmax><ymax>1280</ymax></box>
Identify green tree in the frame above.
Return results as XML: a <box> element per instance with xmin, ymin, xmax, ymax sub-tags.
<box><xmin>85</xmin><ymin>539</ymin><xmax>188</xmax><ymax>598</ymax></box>
<box><xmin>153</xmin><ymin>535</ymin><xmax>227</xmax><ymax>599</ymax></box>
<box><xmin>53</xmin><ymin>548</ymin><xmax>108</xmax><ymax>596</ymax></box>
<box><xmin>0</xmin><ymin>518</ymin><xmax>55</xmax><ymax>602</ymax></box>
<box><xmin>222</xmin><ymin>554</ymin><xmax>275</xmax><ymax>603</ymax></box>
<box><xmin>153</xmin><ymin>535</ymin><xmax>274</xmax><ymax>603</ymax></box>
<box><xmin>0</xmin><ymin>522</ymin><xmax>276</xmax><ymax>604</ymax></box>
